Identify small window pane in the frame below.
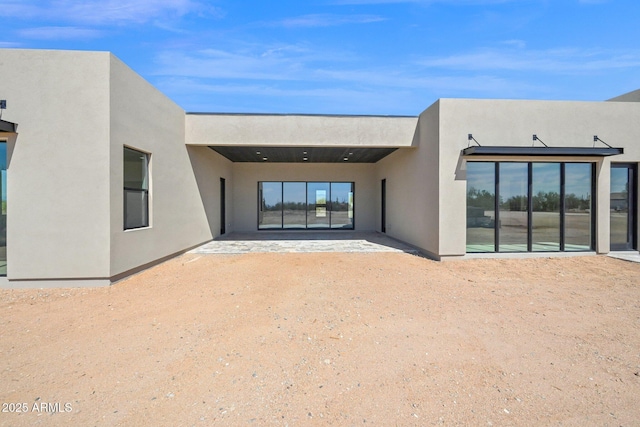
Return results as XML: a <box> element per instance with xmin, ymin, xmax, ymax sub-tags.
<box><xmin>124</xmin><ymin>147</ymin><xmax>148</xmax><ymax>190</ymax></box>
<box><xmin>124</xmin><ymin>190</ymin><xmax>148</xmax><ymax>230</ymax></box>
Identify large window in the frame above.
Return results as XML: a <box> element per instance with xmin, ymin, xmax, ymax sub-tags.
<box><xmin>466</xmin><ymin>162</ymin><xmax>594</xmax><ymax>253</ymax></box>
<box><xmin>258</xmin><ymin>181</ymin><xmax>354</xmax><ymax>230</ymax></box>
<box><xmin>124</xmin><ymin>147</ymin><xmax>150</xmax><ymax>230</ymax></box>
<box><xmin>0</xmin><ymin>141</ymin><xmax>6</xmax><ymax>276</ymax></box>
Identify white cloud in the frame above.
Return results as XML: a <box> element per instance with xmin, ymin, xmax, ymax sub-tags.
<box><xmin>18</xmin><ymin>26</ymin><xmax>104</xmax><ymax>40</ymax></box>
<box><xmin>156</xmin><ymin>76</ymin><xmax>422</xmax><ymax>114</ymax></box>
<box><xmin>0</xmin><ymin>0</ymin><xmax>220</xmax><ymax>25</ymax></box>
<box><xmin>0</xmin><ymin>41</ymin><xmax>22</xmax><ymax>48</ymax></box>
<box><xmin>270</xmin><ymin>14</ymin><xmax>386</xmax><ymax>28</ymax></box>
<box><xmin>501</xmin><ymin>39</ymin><xmax>527</xmax><ymax>49</ymax></box>
<box><xmin>418</xmin><ymin>47</ymin><xmax>640</xmax><ymax>74</ymax></box>
<box><xmin>154</xmin><ymin>44</ymin><xmax>364</xmax><ymax>83</ymax></box>
<box><xmin>153</xmin><ymin>46</ymin><xmax>540</xmax><ymax>96</ymax></box>
<box><xmin>155</xmin><ymin>48</ymin><xmax>310</xmax><ymax>81</ymax></box>
<box><xmin>330</xmin><ymin>0</ymin><xmax>517</xmax><ymax>5</ymax></box>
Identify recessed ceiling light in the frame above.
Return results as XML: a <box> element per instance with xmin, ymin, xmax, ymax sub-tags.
<box><xmin>349</xmin><ymin>152</ymin><xmax>353</xmax><ymax>155</ymax></box>
<box><xmin>343</xmin><ymin>157</ymin><xmax>348</xmax><ymax>161</ymax></box>
<box><xmin>303</xmin><ymin>151</ymin><xmax>307</xmax><ymax>154</ymax></box>
<box><xmin>262</xmin><ymin>157</ymin><xmax>268</xmax><ymax>161</ymax></box>
<box><xmin>256</xmin><ymin>151</ymin><xmax>261</xmax><ymax>155</ymax></box>
<box><xmin>303</xmin><ymin>157</ymin><xmax>308</xmax><ymax>161</ymax></box>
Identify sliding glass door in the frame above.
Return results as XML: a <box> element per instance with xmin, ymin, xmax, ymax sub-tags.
<box><xmin>467</xmin><ymin>161</ymin><xmax>594</xmax><ymax>253</ymax></box>
<box><xmin>258</xmin><ymin>182</ymin><xmax>282</xmax><ymax>229</ymax></box>
<box><xmin>330</xmin><ymin>182</ymin><xmax>354</xmax><ymax>229</ymax></box>
<box><xmin>466</xmin><ymin>163</ymin><xmax>496</xmax><ymax>253</ymax></box>
<box><xmin>283</xmin><ymin>182</ymin><xmax>306</xmax><ymax>229</ymax></box>
<box><xmin>498</xmin><ymin>163</ymin><xmax>528</xmax><ymax>252</ymax></box>
<box><xmin>532</xmin><ymin>163</ymin><xmax>561</xmax><ymax>251</ymax></box>
<box><xmin>610</xmin><ymin>164</ymin><xmax>637</xmax><ymax>250</ymax></box>
<box><xmin>307</xmin><ymin>182</ymin><xmax>330</xmax><ymax>229</ymax></box>
<box><xmin>564</xmin><ymin>164</ymin><xmax>593</xmax><ymax>251</ymax></box>
<box><xmin>259</xmin><ymin>182</ymin><xmax>354</xmax><ymax>230</ymax></box>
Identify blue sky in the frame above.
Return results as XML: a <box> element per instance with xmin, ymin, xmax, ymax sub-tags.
<box><xmin>1</xmin><ymin>0</ymin><xmax>639</xmax><ymax>115</ymax></box>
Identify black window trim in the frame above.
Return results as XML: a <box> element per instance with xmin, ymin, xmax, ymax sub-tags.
<box><xmin>468</xmin><ymin>160</ymin><xmax>595</xmax><ymax>253</ymax></box>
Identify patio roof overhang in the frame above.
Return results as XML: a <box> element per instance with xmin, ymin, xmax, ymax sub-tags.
<box><xmin>209</xmin><ymin>146</ymin><xmax>399</xmax><ymax>163</ymax></box>
<box><xmin>0</xmin><ymin>119</ymin><xmax>17</xmax><ymax>133</ymax></box>
<box><xmin>461</xmin><ymin>146</ymin><xmax>623</xmax><ymax>157</ymax></box>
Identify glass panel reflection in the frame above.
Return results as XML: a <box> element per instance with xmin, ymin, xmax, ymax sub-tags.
<box><xmin>610</xmin><ymin>166</ymin><xmax>630</xmax><ymax>248</ymax></box>
<box><xmin>258</xmin><ymin>182</ymin><xmax>282</xmax><ymax>229</ymax></box>
<box><xmin>499</xmin><ymin>163</ymin><xmax>528</xmax><ymax>252</ymax></box>
<box><xmin>124</xmin><ymin>190</ymin><xmax>149</xmax><ymax>230</ymax></box>
<box><xmin>283</xmin><ymin>182</ymin><xmax>306</xmax><ymax>229</ymax></box>
<box><xmin>565</xmin><ymin>163</ymin><xmax>592</xmax><ymax>251</ymax></box>
<box><xmin>307</xmin><ymin>182</ymin><xmax>330</xmax><ymax>229</ymax></box>
<box><xmin>330</xmin><ymin>182</ymin><xmax>354</xmax><ymax>229</ymax></box>
<box><xmin>532</xmin><ymin>163</ymin><xmax>560</xmax><ymax>251</ymax></box>
<box><xmin>466</xmin><ymin>162</ymin><xmax>495</xmax><ymax>252</ymax></box>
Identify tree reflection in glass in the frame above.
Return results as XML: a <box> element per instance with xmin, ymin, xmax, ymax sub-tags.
<box><xmin>466</xmin><ymin>162</ymin><xmax>495</xmax><ymax>252</ymax></box>
<box><xmin>565</xmin><ymin>163</ymin><xmax>592</xmax><ymax>250</ymax></box>
<box><xmin>532</xmin><ymin>163</ymin><xmax>560</xmax><ymax>251</ymax></box>
<box><xmin>498</xmin><ymin>163</ymin><xmax>528</xmax><ymax>252</ymax></box>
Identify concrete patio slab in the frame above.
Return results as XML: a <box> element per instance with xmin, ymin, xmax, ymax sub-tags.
<box><xmin>189</xmin><ymin>231</ymin><xmax>421</xmax><ymax>254</ymax></box>
<box><xmin>607</xmin><ymin>251</ymin><xmax>640</xmax><ymax>263</ymax></box>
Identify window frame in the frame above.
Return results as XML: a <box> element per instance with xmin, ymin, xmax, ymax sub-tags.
<box><xmin>123</xmin><ymin>146</ymin><xmax>151</xmax><ymax>231</ymax></box>
<box><xmin>257</xmin><ymin>181</ymin><xmax>355</xmax><ymax>230</ymax></box>
<box><xmin>466</xmin><ymin>160</ymin><xmax>595</xmax><ymax>253</ymax></box>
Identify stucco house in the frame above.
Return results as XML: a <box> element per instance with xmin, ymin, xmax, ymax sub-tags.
<box><xmin>0</xmin><ymin>49</ymin><xmax>638</xmax><ymax>288</ymax></box>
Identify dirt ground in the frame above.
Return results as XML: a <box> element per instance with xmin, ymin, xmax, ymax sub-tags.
<box><xmin>1</xmin><ymin>253</ymin><xmax>639</xmax><ymax>426</ymax></box>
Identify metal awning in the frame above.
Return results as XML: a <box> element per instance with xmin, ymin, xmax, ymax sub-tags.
<box><xmin>210</xmin><ymin>146</ymin><xmax>398</xmax><ymax>163</ymax></box>
<box><xmin>0</xmin><ymin>119</ymin><xmax>17</xmax><ymax>133</ymax></box>
<box><xmin>462</xmin><ymin>146</ymin><xmax>623</xmax><ymax>157</ymax></box>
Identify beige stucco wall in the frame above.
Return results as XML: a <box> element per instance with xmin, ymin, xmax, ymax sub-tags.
<box><xmin>374</xmin><ymin>102</ymin><xmax>439</xmax><ymax>257</ymax></box>
<box><xmin>186</xmin><ymin>114</ymin><xmax>418</xmax><ymax>147</ymax></box>
<box><xmin>231</xmin><ymin>163</ymin><xmax>376</xmax><ymax>231</ymax></box>
<box><xmin>187</xmin><ymin>146</ymin><xmax>234</xmax><ymax>237</ymax></box>
<box><xmin>0</xmin><ymin>49</ymin><xmax>112</xmax><ymax>286</ymax></box>
<box><xmin>108</xmin><ymin>55</ymin><xmax>230</xmax><ymax>278</ymax></box>
<box><xmin>0</xmin><ymin>49</ymin><xmax>233</xmax><ymax>287</ymax></box>
<box><xmin>438</xmin><ymin>98</ymin><xmax>640</xmax><ymax>257</ymax></box>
